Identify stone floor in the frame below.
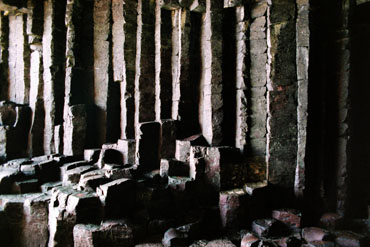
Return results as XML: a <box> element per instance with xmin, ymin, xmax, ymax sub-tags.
<box><xmin>0</xmin><ymin>148</ymin><xmax>369</xmax><ymax>247</ymax></box>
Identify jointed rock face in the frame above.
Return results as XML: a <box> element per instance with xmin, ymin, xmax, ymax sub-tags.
<box><xmin>0</xmin><ymin>0</ymin><xmax>370</xmax><ymax>246</ymax></box>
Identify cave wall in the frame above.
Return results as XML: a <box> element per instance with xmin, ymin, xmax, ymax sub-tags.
<box><xmin>0</xmin><ymin>0</ymin><xmax>368</xmax><ymax>217</ymax></box>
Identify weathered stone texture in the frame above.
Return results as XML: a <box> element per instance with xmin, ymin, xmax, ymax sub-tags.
<box><xmin>0</xmin><ymin>13</ymin><xmax>9</xmax><ymax>102</ymax></box>
<box><xmin>63</xmin><ymin>105</ymin><xmax>86</xmax><ymax>156</ymax></box>
<box><xmin>43</xmin><ymin>0</ymin><xmax>67</xmax><ymax>155</ymax></box>
<box><xmin>135</xmin><ymin>0</ymin><xmax>156</xmax><ymax>124</ymax></box>
<box><xmin>267</xmin><ymin>0</ymin><xmax>298</xmax><ymax>188</ymax></box>
<box><xmin>295</xmin><ymin>0</ymin><xmax>309</xmax><ymax>197</ymax></box>
<box><xmin>93</xmin><ymin>0</ymin><xmax>112</xmax><ymax>146</ymax></box>
<box><xmin>121</xmin><ymin>0</ymin><xmax>137</xmax><ymax>139</ymax></box>
<box><xmin>8</xmin><ymin>14</ymin><xmax>30</xmax><ymax>105</ymax></box>
<box><xmin>235</xmin><ymin>6</ymin><xmax>248</xmax><ymax>152</ymax></box>
<box><xmin>199</xmin><ymin>0</ymin><xmax>223</xmax><ymax>145</ymax></box>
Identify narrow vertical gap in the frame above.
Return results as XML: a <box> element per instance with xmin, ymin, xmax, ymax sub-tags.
<box><xmin>221</xmin><ymin>8</ymin><xmax>236</xmax><ymax>147</ymax></box>
<box><xmin>53</xmin><ymin>0</ymin><xmax>67</xmax><ymax>126</ymax></box>
<box><xmin>82</xmin><ymin>0</ymin><xmax>95</xmax><ymax>147</ymax></box>
<box><xmin>184</xmin><ymin>11</ymin><xmax>202</xmax><ymax>138</ymax></box>
<box><xmin>123</xmin><ymin>0</ymin><xmax>137</xmax><ymax>139</ymax></box>
<box><xmin>159</xmin><ymin>8</ymin><xmax>173</xmax><ymax>120</ymax></box>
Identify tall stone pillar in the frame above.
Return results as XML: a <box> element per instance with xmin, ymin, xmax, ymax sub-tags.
<box><xmin>199</xmin><ymin>0</ymin><xmax>223</xmax><ymax>145</ymax></box>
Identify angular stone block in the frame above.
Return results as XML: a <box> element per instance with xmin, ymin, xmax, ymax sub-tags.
<box><xmin>62</xmin><ymin>165</ymin><xmax>95</xmax><ymax>186</ymax></box>
<box><xmin>48</xmin><ymin>187</ymin><xmax>103</xmax><ymax>247</ymax></box>
<box><xmin>189</xmin><ymin>146</ymin><xmax>244</xmax><ymax>191</ymax></box>
<box><xmin>136</xmin><ymin>122</ymin><xmax>161</xmax><ymax>171</ymax></box>
<box><xmin>78</xmin><ymin>170</ymin><xmax>110</xmax><ymax>192</ymax></box>
<box><xmin>60</xmin><ymin>160</ymin><xmax>90</xmax><ymax>181</ymax></box>
<box><xmin>74</xmin><ymin>220</ymin><xmax>134</xmax><ymax>247</ymax></box>
<box><xmin>97</xmin><ymin>178</ymin><xmax>136</xmax><ymax>218</ymax></box>
<box><xmin>175</xmin><ymin>134</ymin><xmax>208</xmax><ymax>163</ymax></box>
<box><xmin>0</xmin><ymin>167</ymin><xmax>21</xmax><ymax>193</ymax></box>
<box><xmin>241</xmin><ymin>232</ymin><xmax>260</xmax><ymax>247</ymax></box>
<box><xmin>168</xmin><ymin>176</ymin><xmax>192</xmax><ymax>191</ymax></box>
<box><xmin>84</xmin><ymin>149</ymin><xmax>101</xmax><ymax>163</ymax></box>
<box><xmin>219</xmin><ymin>189</ymin><xmax>248</xmax><ymax>229</ymax></box>
<box><xmin>117</xmin><ymin>139</ymin><xmax>136</xmax><ymax>164</ymax></box>
<box><xmin>63</xmin><ymin>104</ymin><xmax>86</xmax><ymax>156</ymax></box>
<box><xmin>160</xmin><ymin>159</ymin><xmax>189</xmax><ymax>177</ymax></box>
<box><xmin>23</xmin><ymin>194</ymin><xmax>50</xmax><ymax>247</ymax></box>
<box><xmin>105</xmin><ymin>166</ymin><xmax>137</xmax><ymax>180</ymax></box>
<box><xmin>12</xmin><ymin>179</ymin><xmax>40</xmax><ymax>194</ymax></box>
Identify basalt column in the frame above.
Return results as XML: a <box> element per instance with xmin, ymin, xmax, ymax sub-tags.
<box><xmin>171</xmin><ymin>7</ymin><xmax>202</xmax><ymax>138</ymax></box>
<box><xmin>235</xmin><ymin>5</ymin><xmax>248</xmax><ymax>152</ymax></box>
<box><xmin>135</xmin><ymin>0</ymin><xmax>156</xmax><ymax>125</ymax></box>
<box><xmin>199</xmin><ymin>0</ymin><xmax>223</xmax><ymax>145</ymax></box>
<box><xmin>8</xmin><ymin>13</ymin><xmax>30</xmax><ymax>104</ymax></box>
<box><xmin>267</xmin><ymin>0</ymin><xmax>297</xmax><ymax>187</ymax></box>
<box><xmin>295</xmin><ymin>0</ymin><xmax>309</xmax><ymax>197</ymax></box>
<box><xmin>0</xmin><ymin>12</ymin><xmax>9</xmax><ymax>101</ymax></box>
<box><xmin>43</xmin><ymin>0</ymin><xmax>66</xmax><ymax>155</ymax></box>
<box><xmin>94</xmin><ymin>0</ymin><xmax>119</xmax><ymax>145</ymax></box>
<box><xmin>64</xmin><ymin>0</ymin><xmax>94</xmax><ymax>151</ymax></box>
<box><xmin>248</xmin><ymin>1</ymin><xmax>268</xmax><ymax>162</ymax></box>
<box><xmin>112</xmin><ymin>0</ymin><xmax>136</xmax><ymax>140</ymax></box>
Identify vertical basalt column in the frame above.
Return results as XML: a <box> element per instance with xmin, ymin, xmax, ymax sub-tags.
<box><xmin>64</xmin><ymin>0</ymin><xmax>94</xmax><ymax>146</ymax></box>
<box><xmin>199</xmin><ymin>0</ymin><xmax>223</xmax><ymax>145</ymax></box>
<box><xmin>157</xmin><ymin>5</ymin><xmax>172</xmax><ymax>120</ymax></box>
<box><xmin>248</xmin><ymin>1</ymin><xmax>268</xmax><ymax>158</ymax></box>
<box><xmin>112</xmin><ymin>0</ymin><xmax>128</xmax><ymax>140</ymax></box>
<box><xmin>43</xmin><ymin>0</ymin><xmax>67</xmax><ymax>155</ymax></box>
<box><xmin>235</xmin><ymin>6</ymin><xmax>248</xmax><ymax>151</ymax></box>
<box><xmin>8</xmin><ymin>13</ymin><xmax>30</xmax><ymax>104</ymax></box>
<box><xmin>335</xmin><ymin>0</ymin><xmax>351</xmax><ymax>216</ymax></box>
<box><xmin>28</xmin><ymin>0</ymin><xmax>44</xmax><ymax>155</ymax></box>
<box><xmin>121</xmin><ymin>0</ymin><xmax>138</xmax><ymax>139</ymax></box>
<box><xmin>94</xmin><ymin>0</ymin><xmax>115</xmax><ymax>145</ymax></box>
<box><xmin>135</xmin><ymin>0</ymin><xmax>156</xmax><ymax>125</ymax></box>
<box><xmin>0</xmin><ymin>13</ymin><xmax>9</xmax><ymax>101</ymax></box>
<box><xmin>295</xmin><ymin>0</ymin><xmax>309</xmax><ymax>197</ymax></box>
<box><xmin>171</xmin><ymin>8</ymin><xmax>181</xmax><ymax>120</ymax></box>
<box><xmin>28</xmin><ymin>0</ymin><xmax>44</xmax><ymax>156</ymax></box>
<box><xmin>267</xmin><ymin>0</ymin><xmax>297</xmax><ymax>187</ymax></box>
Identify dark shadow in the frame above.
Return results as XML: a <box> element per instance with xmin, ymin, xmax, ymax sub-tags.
<box><xmin>221</xmin><ymin>8</ymin><xmax>236</xmax><ymax>147</ymax></box>
<box><xmin>160</xmin><ymin>9</ymin><xmax>173</xmax><ymax>120</ymax></box>
<box><xmin>348</xmin><ymin>2</ymin><xmax>370</xmax><ymax>218</ymax></box>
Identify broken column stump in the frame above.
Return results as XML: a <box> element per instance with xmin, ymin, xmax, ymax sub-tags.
<box><xmin>189</xmin><ymin>146</ymin><xmax>245</xmax><ymax>191</ymax></box>
<box><xmin>97</xmin><ymin>178</ymin><xmax>136</xmax><ymax>219</ymax></box>
<box><xmin>63</xmin><ymin>104</ymin><xmax>86</xmax><ymax>157</ymax></box>
<box><xmin>73</xmin><ymin>220</ymin><xmax>134</xmax><ymax>247</ymax></box>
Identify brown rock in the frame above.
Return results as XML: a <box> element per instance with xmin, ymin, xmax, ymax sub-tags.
<box><xmin>219</xmin><ymin>189</ymin><xmax>248</xmax><ymax>229</ymax></box>
<box><xmin>319</xmin><ymin>213</ymin><xmax>342</xmax><ymax>230</ymax></box>
<box><xmin>302</xmin><ymin>227</ymin><xmax>329</xmax><ymax>243</ymax></box>
<box><xmin>241</xmin><ymin>232</ymin><xmax>260</xmax><ymax>247</ymax></box>
<box><xmin>272</xmin><ymin>208</ymin><xmax>301</xmax><ymax>228</ymax></box>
